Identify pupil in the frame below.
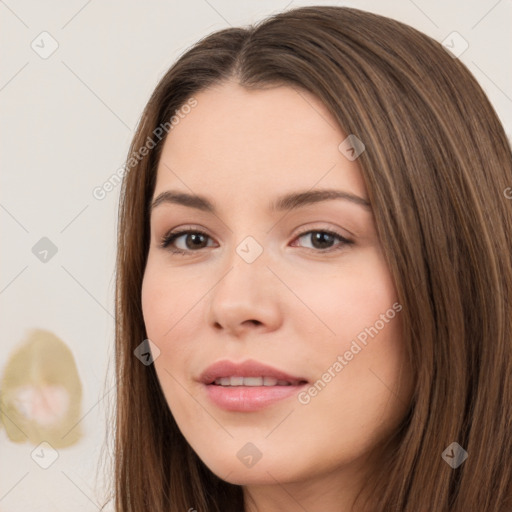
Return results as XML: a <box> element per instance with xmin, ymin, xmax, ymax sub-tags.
<box><xmin>187</xmin><ymin>233</ymin><xmax>206</xmax><ymax>249</ymax></box>
<box><xmin>312</xmin><ymin>232</ymin><xmax>333</xmax><ymax>249</ymax></box>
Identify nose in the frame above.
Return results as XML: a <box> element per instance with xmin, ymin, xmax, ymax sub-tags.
<box><xmin>206</xmin><ymin>250</ymin><xmax>283</xmax><ymax>338</ymax></box>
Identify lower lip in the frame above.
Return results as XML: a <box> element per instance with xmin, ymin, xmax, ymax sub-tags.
<box><xmin>203</xmin><ymin>383</ymin><xmax>308</xmax><ymax>412</ymax></box>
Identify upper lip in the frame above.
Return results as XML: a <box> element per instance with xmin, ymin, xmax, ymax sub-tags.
<box><xmin>199</xmin><ymin>359</ymin><xmax>308</xmax><ymax>385</ymax></box>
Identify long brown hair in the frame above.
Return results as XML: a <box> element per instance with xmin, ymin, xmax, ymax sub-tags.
<box><xmin>102</xmin><ymin>5</ymin><xmax>512</xmax><ymax>511</ymax></box>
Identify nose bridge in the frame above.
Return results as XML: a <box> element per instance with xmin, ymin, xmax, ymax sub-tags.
<box><xmin>219</xmin><ymin>203</ymin><xmax>270</xmax><ymax>268</ymax></box>
<box><xmin>217</xmin><ymin>232</ymin><xmax>269</xmax><ymax>296</ymax></box>
<box><xmin>234</xmin><ymin>233</ymin><xmax>266</xmax><ymax>266</ymax></box>
<box><xmin>209</xmin><ymin>194</ymin><xmax>284</xmax><ymax>291</ymax></box>
<box><xmin>206</xmin><ymin>230</ymin><xmax>280</xmax><ymax>333</ymax></box>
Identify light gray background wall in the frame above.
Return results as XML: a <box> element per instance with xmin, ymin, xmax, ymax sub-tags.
<box><xmin>1</xmin><ymin>1</ymin><xmax>510</xmax><ymax>511</ymax></box>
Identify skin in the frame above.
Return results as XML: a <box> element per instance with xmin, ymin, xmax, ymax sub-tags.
<box><xmin>141</xmin><ymin>81</ymin><xmax>414</xmax><ymax>511</ymax></box>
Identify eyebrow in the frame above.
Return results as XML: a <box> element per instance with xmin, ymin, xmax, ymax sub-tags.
<box><xmin>150</xmin><ymin>188</ymin><xmax>371</xmax><ymax>214</ymax></box>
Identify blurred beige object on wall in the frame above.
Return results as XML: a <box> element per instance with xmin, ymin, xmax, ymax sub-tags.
<box><xmin>0</xmin><ymin>329</ymin><xmax>83</xmax><ymax>448</ymax></box>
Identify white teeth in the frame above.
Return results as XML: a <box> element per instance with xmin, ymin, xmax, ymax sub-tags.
<box><xmin>213</xmin><ymin>376</ymin><xmax>293</xmax><ymax>386</ymax></box>
<box><xmin>243</xmin><ymin>377</ymin><xmax>263</xmax><ymax>386</ymax></box>
<box><xmin>230</xmin><ymin>376</ymin><xmax>244</xmax><ymax>386</ymax></box>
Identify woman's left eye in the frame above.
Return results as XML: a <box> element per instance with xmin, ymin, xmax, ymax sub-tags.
<box><xmin>292</xmin><ymin>229</ymin><xmax>353</xmax><ymax>252</ymax></box>
<box><xmin>159</xmin><ymin>228</ymin><xmax>353</xmax><ymax>255</ymax></box>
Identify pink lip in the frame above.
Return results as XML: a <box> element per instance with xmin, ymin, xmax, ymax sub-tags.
<box><xmin>198</xmin><ymin>359</ymin><xmax>308</xmax><ymax>412</ymax></box>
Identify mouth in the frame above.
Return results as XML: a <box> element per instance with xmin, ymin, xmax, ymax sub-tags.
<box><xmin>211</xmin><ymin>376</ymin><xmax>307</xmax><ymax>387</ymax></box>
<box><xmin>199</xmin><ymin>359</ymin><xmax>309</xmax><ymax>412</ymax></box>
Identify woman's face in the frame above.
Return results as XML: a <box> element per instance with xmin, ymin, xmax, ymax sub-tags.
<box><xmin>141</xmin><ymin>82</ymin><xmax>413</xmax><ymax>499</ymax></box>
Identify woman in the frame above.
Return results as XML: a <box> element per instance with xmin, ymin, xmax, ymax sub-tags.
<box><xmin>105</xmin><ymin>5</ymin><xmax>512</xmax><ymax>511</ymax></box>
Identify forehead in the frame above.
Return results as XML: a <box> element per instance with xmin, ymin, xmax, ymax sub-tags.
<box><xmin>154</xmin><ymin>81</ymin><xmax>366</xmax><ymax>203</ymax></box>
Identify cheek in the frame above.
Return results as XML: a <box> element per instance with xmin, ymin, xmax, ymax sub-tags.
<box><xmin>295</xmin><ymin>252</ymin><xmax>408</xmax><ymax>434</ymax></box>
<box><xmin>141</xmin><ymin>260</ymin><xmax>198</xmax><ymax>342</ymax></box>
<box><xmin>141</xmin><ymin>259</ymin><xmax>206</xmax><ymax>385</ymax></box>
<box><xmin>141</xmin><ymin>265</ymin><xmax>199</xmax><ymax>422</ymax></box>
<box><xmin>292</xmin><ymin>310</ymin><xmax>409</xmax><ymax>472</ymax></box>
<box><xmin>301</xmin><ymin>250</ymin><xmax>399</xmax><ymax>341</ymax></box>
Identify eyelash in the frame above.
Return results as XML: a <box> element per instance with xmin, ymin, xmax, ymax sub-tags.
<box><xmin>158</xmin><ymin>226</ymin><xmax>353</xmax><ymax>255</ymax></box>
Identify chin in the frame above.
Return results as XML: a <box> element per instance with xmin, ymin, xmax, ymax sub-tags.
<box><xmin>210</xmin><ymin>464</ymin><xmax>289</xmax><ymax>486</ymax></box>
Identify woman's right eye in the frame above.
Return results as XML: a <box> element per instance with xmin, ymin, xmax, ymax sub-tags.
<box><xmin>159</xmin><ymin>229</ymin><xmax>215</xmax><ymax>255</ymax></box>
